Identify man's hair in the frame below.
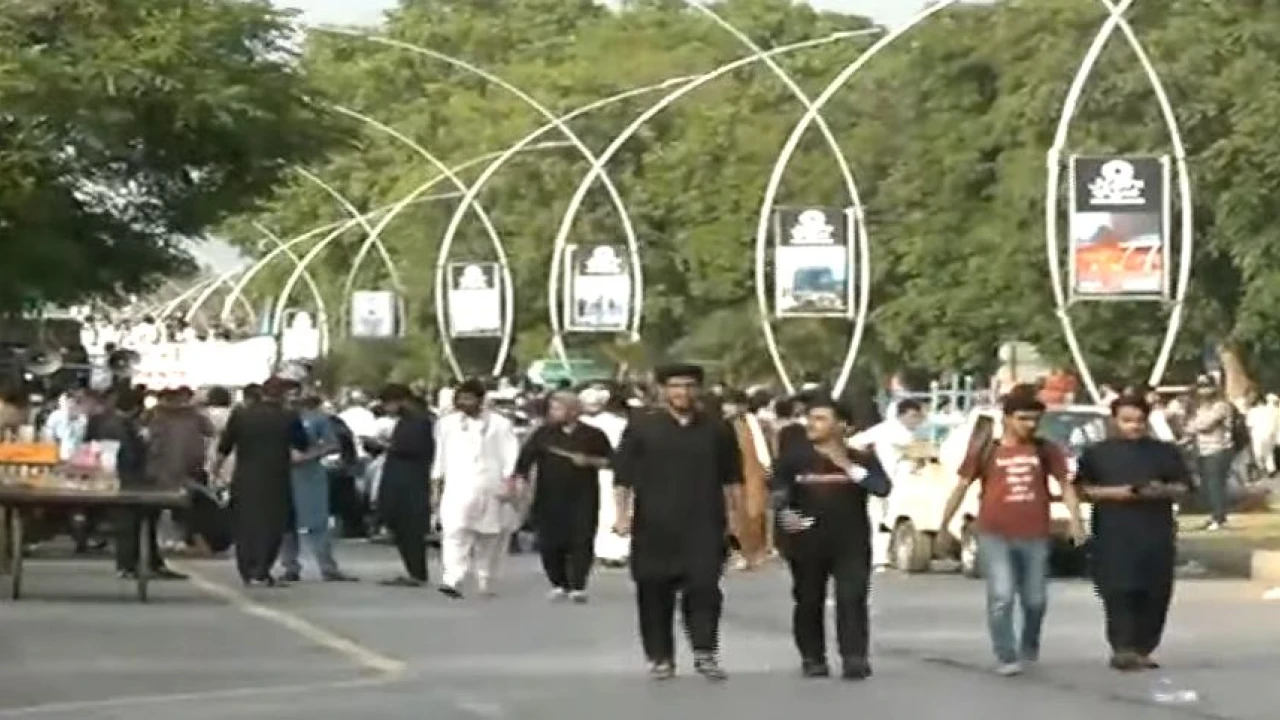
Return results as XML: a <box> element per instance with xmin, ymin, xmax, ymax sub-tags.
<box><xmin>1001</xmin><ymin>389</ymin><xmax>1045</xmax><ymax>416</ymax></box>
<box><xmin>456</xmin><ymin>378</ymin><xmax>487</xmax><ymax>400</ymax></box>
<box><xmin>1110</xmin><ymin>393</ymin><xmax>1151</xmax><ymax>417</ymax></box>
<box><xmin>806</xmin><ymin>396</ymin><xmax>852</xmax><ymax>424</ymax></box>
<box><xmin>205</xmin><ymin>386</ymin><xmax>233</xmax><ymax>408</ymax></box>
<box><xmin>896</xmin><ymin>399</ymin><xmax>923</xmax><ymax>416</ymax></box>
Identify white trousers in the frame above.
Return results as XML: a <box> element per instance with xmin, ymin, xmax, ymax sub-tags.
<box><xmin>594</xmin><ymin>470</ymin><xmax>629</xmax><ymax>561</ymax></box>
<box><xmin>441</xmin><ymin>527</ymin><xmax>510</xmax><ymax>588</ymax></box>
<box><xmin>1253</xmin><ymin>436</ymin><xmax>1277</xmax><ymax>474</ymax></box>
<box><xmin>867</xmin><ymin>496</ymin><xmax>891</xmax><ymax>567</ymax></box>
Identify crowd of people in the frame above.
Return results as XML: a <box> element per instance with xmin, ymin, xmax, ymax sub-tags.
<box><xmin>10</xmin><ymin>365</ymin><xmax>1213</xmax><ymax>683</ymax></box>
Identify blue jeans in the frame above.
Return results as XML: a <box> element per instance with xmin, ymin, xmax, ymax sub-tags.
<box><xmin>280</xmin><ymin>466</ymin><xmax>339</xmax><ymax>577</ymax></box>
<box><xmin>978</xmin><ymin>534</ymin><xmax>1050</xmax><ymax>664</ymax></box>
<box><xmin>1196</xmin><ymin>449</ymin><xmax>1233</xmax><ymax>524</ymax></box>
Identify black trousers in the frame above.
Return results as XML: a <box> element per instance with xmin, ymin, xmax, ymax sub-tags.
<box><xmin>114</xmin><ymin>508</ymin><xmax>162</xmax><ymax>573</ymax></box>
<box><xmin>1100</xmin><ymin>582</ymin><xmax>1173</xmax><ymax>655</ymax></box>
<box><xmin>328</xmin><ymin>471</ymin><xmax>367</xmax><ymax>538</ymax></box>
<box><xmin>787</xmin><ymin>544</ymin><xmax>871</xmax><ymax>663</ymax></box>
<box><xmin>390</xmin><ymin>520</ymin><xmax>428</xmax><ymax>582</ymax></box>
<box><xmin>539</xmin><ymin>537</ymin><xmax>594</xmax><ymax>591</ymax></box>
<box><xmin>635</xmin><ymin>575</ymin><xmax>723</xmax><ymax>662</ymax></box>
<box><xmin>233</xmin><ymin>505</ymin><xmax>286</xmax><ymax>582</ymax></box>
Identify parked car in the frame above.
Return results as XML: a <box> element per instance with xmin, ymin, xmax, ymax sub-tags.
<box><xmin>882</xmin><ymin>405</ymin><xmax>1106</xmax><ymax>578</ymax></box>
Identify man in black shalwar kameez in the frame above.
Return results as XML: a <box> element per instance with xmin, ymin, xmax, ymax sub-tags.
<box><xmin>613</xmin><ymin>364</ymin><xmax>742</xmax><ymax>681</ymax></box>
<box><xmin>213</xmin><ymin>377</ymin><xmax>310</xmax><ymax>587</ymax></box>
<box><xmin>376</xmin><ymin>384</ymin><xmax>436</xmax><ymax>588</ymax></box>
<box><xmin>1074</xmin><ymin>393</ymin><xmax>1191</xmax><ymax>671</ymax></box>
<box><xmin>515</xmin><ymin>392</ymin><xmax>612</xmax><ymax>602</ymax></box>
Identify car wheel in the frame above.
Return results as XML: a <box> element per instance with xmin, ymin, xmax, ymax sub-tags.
<box><xmin>960</xmin><ymin>524</ymin><xmax>981</xmax><ymax>579</ymax></box>
<box><xmin>891</xmin><ymin>520</ymin><xmax>933</xmax><ymax>573</ymax></box>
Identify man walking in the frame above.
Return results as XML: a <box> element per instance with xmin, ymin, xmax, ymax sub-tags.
<box><xmin>772</xmin><ymin>397</ymin><xmax>890</xmax><ymax>680</ymax></box>
<box><xmin>1074</xmin><ymin>394</ymin><xmax>1190</xmax><ymax>671</ymax></box>
<box><xmin>433</xmin><ymin>379</ymin><xmax>521</xmax><ymax>598</ymax></box>
<box><xmin>514</xmin><ymin>392</ymin><xmax>612</xmax><ymax>603</ymax></box>
<box><xmin>613</xmin><ymin>364</ymin><xmax>742</xmax><ymax>681</ymax></box>
<box><xmin>939</xmin><ymin>389</ymin><xmax>1086</xmax><ymax>675</ymax></box>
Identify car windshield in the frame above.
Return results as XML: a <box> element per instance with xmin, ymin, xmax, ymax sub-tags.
<box><xmin>1037</xmin><ymin>411</ymin><xmax>1108</xmax><ymax>452</ymax></box>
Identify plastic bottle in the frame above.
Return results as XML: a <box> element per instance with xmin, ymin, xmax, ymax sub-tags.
<box><xmin>1150</xmin><ymin>677</ymin><xmax>1199</xmax><ymax>705</ymax></box>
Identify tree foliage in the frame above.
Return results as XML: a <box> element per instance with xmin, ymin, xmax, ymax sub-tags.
<box><xmin>0</xmin><ymin>0</ymin><xmax>341</xmax><ymax>312</ymax></box>
<box><xmin>220</xmin><ymin>0</ymin><xmax>1280</xmax><ymax>390</ymax></box>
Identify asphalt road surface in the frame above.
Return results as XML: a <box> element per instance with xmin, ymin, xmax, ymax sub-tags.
<box><xmin>1</xmin><ymin>541</ymin><xmax>1277</xmax><ymax>720</ymax></box>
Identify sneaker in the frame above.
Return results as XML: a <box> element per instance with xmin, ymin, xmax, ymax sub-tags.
<box><xmin>648</xmin><ymin>660</ymin><xmax>675</xmax><ymax>680</ymax></box>
<box><xmin>568</xmin><ymin>590</ymin><xmax>588</xmax><ymax>604</ymax></box>
<box><xmin>547</xmin><ymin>587</ymin><xmax>568</xmax><ymax>602</ymax></box>
<box><xmin>693</xmin><ymin>653</ymin><xmax>728</xmax><ymax>681</ymax></box>
<box><xmin>321</xmin><ymin>571</ymin><xmax>359</xmax><ymax>583</ymax></box>
<box><xmin>282</xmin><ymin>570</ymin><xmax>302</xmax><ymax>583</ymax></box>
<box><xmin>436</xmin><ymin>583</ymin><xmax>463</xmax><ymax>599</ymax></box>
<box><xmin>995</xmin><ymin>662</ymin><xmax>1023</xmax><ymax>677</ymax></box>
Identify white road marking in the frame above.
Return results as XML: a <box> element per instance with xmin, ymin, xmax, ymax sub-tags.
<box><xmin>452</xmin><ymin>697</ymin><xmax>509</xmax><ymax>719</ymax></box>
<box><xmin>172</xmin><ymin>561</ymin><xmax>407</xmax><ymax>676</ymax></box>
<box><xmin>0</xmin><ymin>677</ymin><xmax>384</xmax><ymax>717</ymax></box>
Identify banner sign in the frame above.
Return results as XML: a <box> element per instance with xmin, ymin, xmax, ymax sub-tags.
<box><xmin>446</xmin><ymin>262</ymin><xmax>503</xmax><ymax>338</ymax></box>
<box><xmin>563</xmin><ymin>244</ymin><xmax>632</xmax><ymax>333</ymax></box>
<box><xmin>132</xmin><ymin>337</ymin><xmax>276</xmax><ymax>389</ymax></box>
<box><xmin>350</xmin><ymin>290</ymin><xmax>397</xmax><ymax>339</ymax></box>
<box><xmin>772</xmin><ymin>206</ymin><xmax>854</xmax><ymax>318</ymax></box>
<box><xmin>1068</xmin><ymin>155</ymin><xmax>1170</xmax><ymax>300</ymax></box>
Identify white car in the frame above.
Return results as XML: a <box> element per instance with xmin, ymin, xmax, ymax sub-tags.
<box><xmin>883</xmin><ymin>405</ymin><xmax>1106</xmax><ymax>577</ymax></box>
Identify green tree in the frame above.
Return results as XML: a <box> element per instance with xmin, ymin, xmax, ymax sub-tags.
<box><xmin>0</xmin><ymin>0</ymin><xmax>341</xmax><ymax>312</ymax></box>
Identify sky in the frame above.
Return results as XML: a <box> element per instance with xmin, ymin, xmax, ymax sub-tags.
<box><xmin>274</xmin><ymin>0</ymin><xmax>930</xmax><ymax>27</ymax></box>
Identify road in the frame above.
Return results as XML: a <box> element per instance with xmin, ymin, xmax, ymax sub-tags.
<box><xmin>0</xmin><ymin>541</ymin><xmax>1276</xmax><ymax>720</ymax></box>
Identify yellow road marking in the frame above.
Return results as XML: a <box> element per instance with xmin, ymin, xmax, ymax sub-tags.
<box><xmin>0</xmin><ymin>677</ymin><xmax>385</xmax><ymax>717</ymax></box>
<box><xmin>172</xmin><ymin>561</ymin><xmax>407</xmax><ymax>676</ymax></box>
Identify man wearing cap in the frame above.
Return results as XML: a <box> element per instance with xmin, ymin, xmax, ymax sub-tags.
<box><xmin>213</xmin><ymin>377</ymin><xmax>311</xmax><ymax>587</ymax></box>
<box><xmin>613</xmin><ymin>363</ymin><xmax>742</xmax><ymax>681</ymax></box>
<box><xmin>514</xmin><ymin>391</ymin><xmax>612</xmax><ymax>602</ymax></box>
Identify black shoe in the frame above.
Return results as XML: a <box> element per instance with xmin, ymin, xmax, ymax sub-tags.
<box><xmin>801</xmin><ymin>658</ymin><xmax>831</xmax><ymax>678</ymax></box>
<box><xmin>378</xmin><ymin>576</ymin><xmax>423</xmax><ymax>588</ymax></box>
<box><xmin>436</xmin><ymin>583</ymin><xmax>463</xmax><ymax>598</ymax></box>
<box><xmin>282</xmin><ymin>570</ymin><xmax>302</xmax><ymax>583</ymax></box>
<box><xmin>117</xmin><ymin>569</ymin><xmax>138</xmax><ymax>580</ymax></box>
<box><xmin>693</xmin><ymin>653</ymin><xmax>728</xmax><ymax>681</ymax></box>
<box><xmin>841</xmin><ymin>658</ymin><xmax>872</xmax><ymax>681</ymax></box>
<box><xmin>648</xmin><ymin>659</ymin><xmax>675</xmax><ymax>680</ymax></box>
<box><xmin>152</xmin><ymin>567</ymin><xmax>187</xmax><ymax>581</ymax></box>
<box><xmin>322</xmin><ymin>571</ymin><xmax>359</xmax><ymax>582</ymax></box>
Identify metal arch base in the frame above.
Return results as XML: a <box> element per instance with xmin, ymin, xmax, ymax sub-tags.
<box><xmin>684</xmin><ymin>2</ymin><xmax>873</xmax><ymax>401</ymax></box>
<box><xmin>1045</xmin><ymin>0</ymin><xmax>1194</xmax><ymax>403</ymax></box>
<box><xmin>546</xmin><ymin>31</ymin><xmax>867</xmax><ymax>384</ymax></box>
<box><xmin>754</xmin><ymin>3</ymin><xmax>959</xmax><ymax>399</ymax></box>
<box><xmin>311</xmin><ymin>26</ymin><xmax>640</xmax><ymax>381</ymax></box>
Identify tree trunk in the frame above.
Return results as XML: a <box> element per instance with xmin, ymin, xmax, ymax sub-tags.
<box><xmin>1217</xmin><ymin>342</ymin><xmax>1254</xmax><ymax>402</ymax></box>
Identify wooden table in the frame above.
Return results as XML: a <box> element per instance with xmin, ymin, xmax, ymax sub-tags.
<box><xmin>0</xmin><ymin>485</ymin><xmax>190</xmax><ymax>602</ymax></box>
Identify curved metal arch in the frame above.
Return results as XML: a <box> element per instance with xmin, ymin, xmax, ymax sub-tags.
<box><xmin>435</xmin><ymin>78</ymin><xmax>703</xmax><ymax>382</ymax></box>
<box><xmin>1045</xmin><ymin>0</ymin><xmax>1193</xmax><ymax>402</ymax></box>
<box><xmin>254</xmin><ymin>223</ymin><xmax>333</xmax><ymax>356</ymax></box>
<box><xmin>291</xmin><ymin>167</ymin><xmax>406</xmax><ymax>343</ymax></box>
<box><xmin>547</xmin><ymin>31</ymin><xmax>867</xmax><ymax>378</ymax></box>
<box><xmin>309</xmin><ymin>26</ymin><xmax>642</xmax><ymax>368</ymax></box>
<box><xmin>310</xmin><ymin>105</ymin><xmax>510</xmax><ymax>379</ymax></box>
<box><xmin>754</xmin><ymin>2</ymin><xmax>960</xmax><ymax>391</ymax></box>
<box><xmin>158</xmin><ymin>271</ymin><xmax>250</xmax><ymax>321</ymax></box>
<box><xmin>685</xmin><ymin>2</ymin><xmax>873</xmax><ymax>399</ymax></box>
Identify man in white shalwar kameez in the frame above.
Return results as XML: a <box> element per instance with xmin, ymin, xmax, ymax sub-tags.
<box><xmin>579</xmin><ymin>387</ymin><xmax>630</xmax><ymax>566</ymax></box>
<box><xmin>849</xmin><ymin>399</ymin><xmax>924</xmax><ymax>569</ymax></box>
<box><xmin>432</xmin><ymin>380</ymin><xmax>521</xmax><ymax>598</ymax></box>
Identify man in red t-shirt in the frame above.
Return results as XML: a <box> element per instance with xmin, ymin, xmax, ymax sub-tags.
<box><xmin>939</xmin><ymin>390</ymin><xmax>1087</xmax><ymax>676</ymax></box>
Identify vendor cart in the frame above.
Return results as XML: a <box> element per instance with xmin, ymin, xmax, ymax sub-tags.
<box><xmin>0</xmin><ymin>442</ymin><xmax>189</xmax><ymax>602</ymax></box>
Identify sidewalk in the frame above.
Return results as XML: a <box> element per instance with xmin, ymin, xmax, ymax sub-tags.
<box><xmin>1177</xmin><ymin>510</ymin><xmax>1280</xmax><ymax>579</ymax></box>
